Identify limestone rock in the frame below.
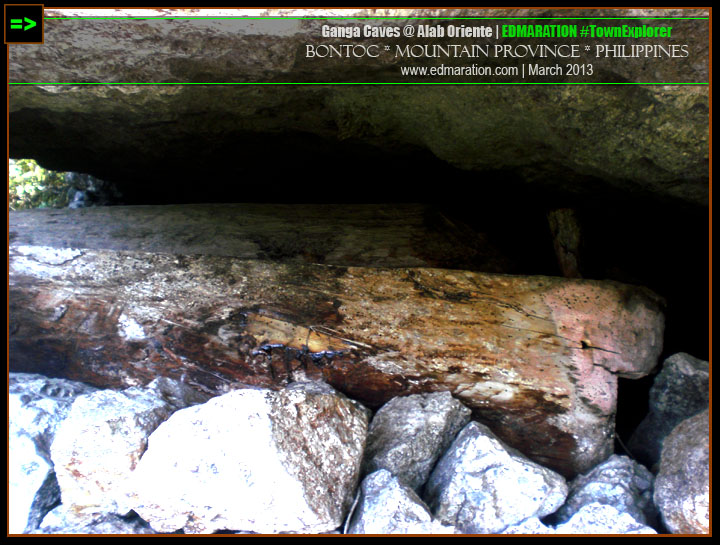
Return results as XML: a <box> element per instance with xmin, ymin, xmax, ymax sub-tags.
<box><xmin>553</xmin><ymin>503</ymin><xmax>657</xmax><ymax>534</ymax></box>
<box><xmin>503</xmin><ymin>504</ymin><xmax>658</xmax><ymax>534</ymax></box>
<box><xmin>127</xmin><ymin>382</ymin><xmax>369</xmax><ymax>534</ymax></box>
<box><xmin>424</xmin><ymin>421</ymin><xmax>568</xmax><ymax>534</ymax></box>
<box><xmin>8</xmin><ymin>10</ymin><xmax>709</xmax><ymax>206</ymax></box>
<box><xmin>8</xmin><ymin>203</ymin><xmax>511</xmax><ymax>272</ymax></box>
<box><xmin>9</xmin><ymin>434</ymin><xmax>59</xmax><ymax>535</ymax></box>
<box><xmin>50</xmin><ymin>378</ymin><xmax>207</xmax><ymax>515</ymax></box>
<box><xmin>654</xmin><ymin>409</ymin><xmax>710</xmax><ymax>534</ymax></box>
<box><xmin>628</xmin><ymin>352</ymin><xmax>709</xmax><ymax>468</ymax></box>
<box><xmin>501</xmin><ymin>517</ymin><xmax>554</xmax><ymax>534</ymax></box>
<box><xmin>346</xmin><ymin>470</ymin><xmax>455</xmax><ymax>534</ymax></box>
<box><xmin>34</xmin><ymin>505</ymin><xmax>155</xmax><ymax>534</ymax></box>
<box><xmin>8</xmin><ymin>373</ymin><xmax>98</xmax><ymax>533</ymax></box>
<box><xmin>551</xmin><ymin>454</ymin><xmax>658</xmax><ymax>528</ymax></box>
<box><xmin>361</xmin><ymin>391</ymin><xmax>471</xmax><ymax>491</ymax></box>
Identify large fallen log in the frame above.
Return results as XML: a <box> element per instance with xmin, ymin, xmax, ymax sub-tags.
<box><xmin>9</xmin><ymin>205</ymin><xmax>664</xmax><ymax>477</ymax></box>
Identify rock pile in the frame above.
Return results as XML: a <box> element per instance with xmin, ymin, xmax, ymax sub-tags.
<box><xmin>9</xmin><ymin>356</ymin><xmax>709</xmax><ymax>534</ymax></box>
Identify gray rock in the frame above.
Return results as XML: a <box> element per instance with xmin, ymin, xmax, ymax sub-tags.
<box><xmin>8</xmin><ymin>373</ymin><xmax>98</xmax><ymax>533</ymax></box>
<box><xmin>127</xmin><ymin>382</ymin><xmax>369</xmax><ymax>534</ymax></box>
<box><xmin>503</xmin><ymin>504</ymin><xmax>658</xmax><ymax>535</ymax></box>
<box><xmin>9</xmin><ymin>10</ymin><xmax>709</xmax><ymax>206</ymax></box>
<box><xmin>34</xmin><ymin>504</ymin><xmax>155</xmax><ymax>534</ymax></box>
<box><xmin>551</xmin><ymin>454</ymin><xmax>657</xmax><ymax>528</ymax></box>
<box><xmin>362</xmin><ymin>391</ymin><xmax>471</xmax><ymax>491</ymax></box>
<box><xmin>501</xmin><ymin>517</ymin><xmax>554</xmax><ymax>534</ymax></box>
<box><xmin>9</xmin><ymin>434</ymin><xmax>59</xmax><ymax>535</ymax></box>
<box><xmin>628</xmin><ymin>353</ymin><xmax>709</xmax><ymax>468</ymax></box>
<box><xmin>553</xmin><ymin>503</ymin><xmax>657</xmax><ymax>534</ymax></box>
<box><xmin>50</xmin><ymin>377</ymin><xmax>207</xmax><ymax>516</ymax></box>
<box><xmin>346</xmin><ymin>470</ymin><xmax>455</xmax><ymax>534</ymax></box>
<box><xmin>9</xmin><ymin>373</ymin><xmax>99</xmax><ymax>444</ymax></box>
<box><xmin>424</xmin><ymin>421</ymin><xmax>568</xmax><ymax>534</ymax></box>
<box><xmin>654</xmin><ymin>409</ymin><xmax>709</xmax><ymax>534</ymax></box>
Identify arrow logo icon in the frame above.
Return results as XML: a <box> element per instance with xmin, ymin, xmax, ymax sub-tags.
<box><xmin>10</xmin><ymin>17</ymin><xmax>37</xmax><ymax>31</ymax></box>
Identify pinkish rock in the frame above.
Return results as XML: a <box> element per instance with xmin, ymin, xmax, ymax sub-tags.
<box><xmin>10</xmin><ymin>244</ymin><xmax>664</xmax><ymax>477</ymax></box>
<box><xmin>654</xmin><ymin>409</ymin><xmax>709</xmax><ymax>534</ymax></box>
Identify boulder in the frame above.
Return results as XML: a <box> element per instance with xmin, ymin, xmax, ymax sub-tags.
<box><xmin>346</xmin><ymin>470</ymin><xmax>455</xmax><ymax>534</ymax></box>
<box><xmin>50</xmin><ymin>377</ymin><xmax>208</xmax><ymax>515</ymax></box>
<box><xmin>8</xmin><ymin>373</ymin><xmax>98</xmax><ymax>533</ymax></box>
<box><xmin>34</xmin><ymin>505</ymin><xmax>155</xmax><ymax>535</ymax></box>
<box><xmin>126</xmin><ymin>382</ymin><xmax>369</xmax><ymax>534</ymax></box>
<box><xmin>9</xmin><ymin>434</ymin><xmax>59</xmax><ymax>535</ymax></box>
<box><xmin>550</xmin><ymin>454</ymin><xmax>658</xmax><ymax>528</ymax></box>
<box><xmin>628</xmin><ymin>352</ymin><xmax>709</xmax><ymax>468</ymax></box>
<box><xmin>653</xmin><ymin>409</ymin><xmax>710</xmax><ymax>534</ymax></box>
<box><xmin>361</xmin><ymin>391</ymin><xmax>471</xmax><ymax>491</ymax></box>
<box><xmin>553</xmin><ymin>503</ymin><xmax>657</xmax><ymax>534</ymax></box>
<box><xmin>424</xmin><ymin>421</ymin><xmax>568</xmax><ymax>533</ymax></box>
<box><xmin>503</xmin><ymin>503</ymin><xmax>658</xmax><ymax>534</ymax></box>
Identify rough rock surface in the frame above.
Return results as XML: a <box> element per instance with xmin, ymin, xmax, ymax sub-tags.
<box><xmin>9</xmin><ymin>434</ymin><xmax>60</xmax><ymax>535</ymax></box>
<box><xmin>50</xmin><ymin>377</ymin><xmax>208</xmax><ymax>515</ymax></box>
<box><xmin>424</xmin><ymin>421</ymin><xmax>568</xmax><ymax>534</ymax></box>
<box><xmin>9</xmin><ymin>244</ymin><xmax>665</xmax><ymax>478</ymax></box>
<box><xmin>502</xmin><ymin>503</ymin><xmax>658</xmax><ymax>534</ymax></box>
<box><xmin>34</xmin><ymin>505</ymin><xmax>155</xmax><ymax>535</ymax></box>
<box><xmin>346</xmin><ymin>470</ymin><xmax>455</xmax><ymax>534</ymax></box>
<box><xmin>8</xmin><ymin>373</ymin><xmax>98</xmax><ymax>533</ymax></box>
<box><xmin>127</xmin><ymin>382</ymin><xmax>369</xmax><ymax>534</ymax></box>
<box><xmin>653</xmin><ymin>409</ymin><xmax>710</xmax><ymax>534</ymax></box>
<box><xmin>8</xmin><ymin>203</ymin><xmax>511</xmax><ymax>272</ymax></box>
<box><xmin>550</xmin><ymin>455</ymin><xmax>657</xmax><ymax>528</ymax></box>
<box><xmin>9</xmin><ymin>9</ymin><xmax>709</xmax><ymax>206</ymax></box>
<box><xmin>361</xmin><ymin>392</ymin><xmax>471</xmax><ymax>491</ymax></box>
<box><xmin>628</xmin><ymin>352</ymin><xmax>709</xmax><ymax>468</ymax></box>
<box><xmin>552</xmin><ymin>503</ymin><xmax>657</xmax><ymax>534</ymax></box>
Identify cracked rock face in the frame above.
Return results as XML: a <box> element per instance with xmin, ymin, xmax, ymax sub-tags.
<box><xmin>347</xmin><ymin>470</ymin><xmax>455</xmax><ymax>534</ymax></box>
<box><xmin>654</xmin><ymin>409</ymin><xmax>710</xmax><ymax>534</ymax></box>
<box><xmin>361</xmin><ymin>391</ymin><xmax>471</xmax><ymax>491</ymax></box>
<box><xmin>126</xmin><ymin>382</ymin><xmax>369</xmax><ymax>534</ymax></box>
<box><xmin>424</xmin><ymin>421</ymin><xmax>568</xmax><ymax>534</ymax></box>
<box><xmin>8</xmin><ymin>373</ymin><xmax>98</xmax><ymax>533</ymax></box>
<box><xmin>628</xmin><ymin>353</ymin><xmax>709</xmax><ymax>469</ymax></box>
<box><xmin>550</xmin><ymin>454</ymin><xmax>658</xmax><ymax>528</ymax></box>
<box><xmin>8</xmin><ymin>9</ymin><xmax>709</xmax><ymax>206</ymax></box>
<box><xmin>50</xmin><ymin>378</ymin><xmax>207</xmax><ymax>516</ymax></box>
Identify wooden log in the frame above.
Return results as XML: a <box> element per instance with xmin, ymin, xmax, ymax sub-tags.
<box><xmin>9</xmin><ymin>238</ymin><xmax>664</xmax><ymax>478</ymax></box>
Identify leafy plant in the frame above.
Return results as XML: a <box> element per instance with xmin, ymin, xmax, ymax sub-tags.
<box><xmin>9</xmin><ymin>158</ymin><xmax>72</xmax><ymax>210</ymax></box>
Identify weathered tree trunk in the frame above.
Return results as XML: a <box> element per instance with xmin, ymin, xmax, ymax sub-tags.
<box><xmin>9</xmin><ymin>205</ymin><xmax>664</xmax><ymax>477</ymax></box>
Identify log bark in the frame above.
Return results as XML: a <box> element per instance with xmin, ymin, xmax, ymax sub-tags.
<box><xmin>9</xmin><ymin>228</ymin><xmax>664</xmax><ymax>477</ymax></box>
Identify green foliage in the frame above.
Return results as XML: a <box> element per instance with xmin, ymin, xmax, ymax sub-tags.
<box><xmin>9</xmin><ymin>159</ymin><xmax>72</xmax><ymax>210</ymax></box>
